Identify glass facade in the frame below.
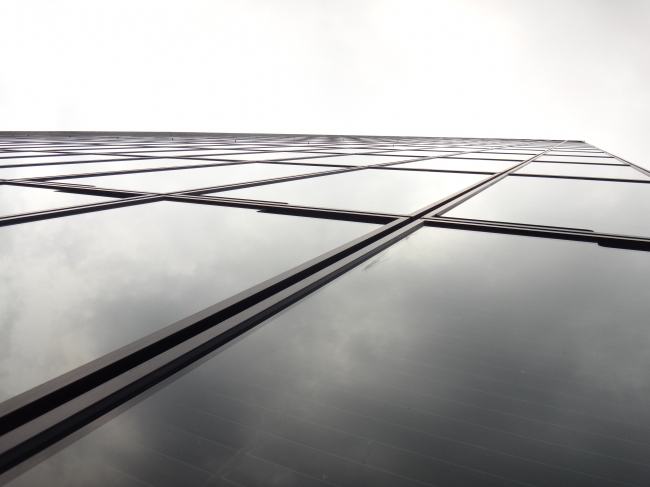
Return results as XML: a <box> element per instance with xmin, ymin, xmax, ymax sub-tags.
<box><xmin>0</xmin><ymin>133</ymin><xmax>649</xmax><ymax>487</ymax></box>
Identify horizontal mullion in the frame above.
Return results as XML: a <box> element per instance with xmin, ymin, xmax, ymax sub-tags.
<box><xmin>424</xmin><ymin>217</ymin><xmax>650</xmax><ymax>252</ymax></box>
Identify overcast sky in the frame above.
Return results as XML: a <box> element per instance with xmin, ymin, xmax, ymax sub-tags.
<box><xmin>1</xmin><ymin>0</ymin><xmax>649</xmax><ymax>166</ymax></box>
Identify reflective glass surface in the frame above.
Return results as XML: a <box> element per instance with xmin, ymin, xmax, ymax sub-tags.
<box><xmin>0</xmin><ymin>201</ymin><xmax>377</xmax><ymax>401</ymax></box>
<box><xmin>52</xmin><ymin>163</ymin><xmax>331</xmax><ymax>193</ymax></box>
<box><xmin>0</xmin><ymin>155</ymin><xmax>133</xmax><ymax>166</ymax></box>
<box><xmin>536</xmin><ymin>155</ymin><xmax>623</xmax><ymax>164</ymax></box>
<box><xmin>516</xmin><ymin>162</ymin><xmax>650</xmax><ymax>181</ymax></box>
<box><xmin>449</xmin><ymin>153</ymin><xmax>529</xmax><ymax>161</ymax></box>
<box><xmin>0</xmin><ymin>158</ymin><xmax>214</xmax><ymax>180</ymax></box>
<box><xmin>277</xmin><ymin>155</ymin><xmax>412</xmax><ymax>166</ymax></box>
<box><xmin>373</xmin><ymin>150</ymin><xmax>459</xmax><ymax>157</ymax></box>
<box><xmin>395</xmin><ymin>158</ymin><xmax>513</xmax><ymax>173</ymax></box>
<box><xmin>209</xmin><ymin>152</ymin><xmax>325</xmax><ymax>162</ymax></box>
<box><xmin>217</xmin><ymin>169</ymin><xmax>484</xmax><ymax>214</ymax></box>
<box><xmin>446</xmin><ymin>175</ymin><xmax>650</xmax><ymax>236</ymax></box>
<box><xmin>124</xmin><ymin>150</ymin><xmax>250</xmax><ymax>158</ymax></box>
<box><xmin>0</xmin><ymin>152</ymin><xmax>60</xmax><ymax>159</ymax></box>
<box><xmin>11</xmin><ymin>227</ymin><xmax>650</xmax><ymax>487</ymax></box>
<box><xmin>0</xmin><ymin>185</ymin><xmax>113</xmax><ymax>217</ymax></box>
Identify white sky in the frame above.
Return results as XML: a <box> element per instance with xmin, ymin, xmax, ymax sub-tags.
<box><xmin>1</xmin><ymin>0</ymin><xmax>649</xmax><ymax>166</ymax></box>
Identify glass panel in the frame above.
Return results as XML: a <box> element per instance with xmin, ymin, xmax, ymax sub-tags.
<box><xmin>446</xmin><ymin>175</ymin><xmax>650</xmax><ymax>236</ymax></box>
<box><xmin>275</xmin><ymin>155</ymin><xmax>412</xmax><ymax>166</ymax></box>
<box><xmin>11</xmin><ymin>227</ymin><xmax>650</xmax><ymax>487</ymax></box>
<box><xmin>449</xmin><ymin>153</ymin><xmax>529</xmax><ymax>161</ymax></box>
<box><xmin>124</xmin><ymin>150</ymin><xmax>255</xmax><ymax>158</ymax></box>
<box><xmin>51</xmin><ymin>163</ymin><xmax>331</xmax><ymax>193</ymax></box>
<box><xmin>365</xmin><ymin>150</ymin><xmax>459</xmax><ymax>157</ymax></box>
<box><xmin>516</xmin><ymin>162</ymin><xmax>650</xmax><ymax>181</ymax></box>
<box><xmin>536</xmin><ymin>155</ymin><xmax>623</xmax><ymax>164</ymax></box>
<box><xmin>208</xmin><ymin>152</ymin><xmax>326</xmax><ymax>162</ymax></box>
<box><xmin>0</xmin><ymin>185</ymin><xmax>113</xmax><ymax>217</ymax></box>
<box><xmin>217</xmin><ymin>169</ymin><xmax>484</xmax><ymax>214</ymax></box>
<box><xmin>0</xmin><ymin>152</ymin><xmax>61</xmax><ymax>159</ymax></box>
<box><xmin>395</xmin><ymin>159</ymin><xmax>513</xmax><ymax>173</ymax></box>
<box><xmin>0</xmin><ymin>158</ymin><xmax>216</xmax><ymax>180</ymax></box>
<box><xmin>309</xmin><ymin>148</ymin><xmax>399</xmax><ymax>154</ymax></box>
<box><xmin>0</xmin><ymin>155</ymin><xmax>134</xmax><ymax>166</ymax></box>
<box><xmin>0</xmin><ymin>201</ymin><xmax>377</xmax><ymax>401</ymax></box>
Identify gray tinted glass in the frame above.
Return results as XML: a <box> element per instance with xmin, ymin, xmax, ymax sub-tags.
<box><xmin>446</xmin><ymin>175</ymin><xmax>650</xmax><ymax>236</ymax></box>
<box><xmin>51</xmin><ymin>163</ymin><xmax>330</xmax><ymax>193</ymax></box>
<box><xmin>0</xmin><ymin>185</ymin><xmax>112</xmax><ymax>217</ymax></box>
<box><xmin>516</xmin><ymin>162</ymin><xmax>650</xmax><ymax>181</ymax></box>
<box><xmin>0</xmin><ymin>201</ymin><xmax>377</xmax><ymax>401</ymax></box>
<box><xmin>11</xmin><ymin>227</ymin><xmax>650</xmax><ymax>487</ymax></box>
<box><xmin>217</xmin><ymin>169</ymin><xmax>484</xmax><ymax>214</ymax></box>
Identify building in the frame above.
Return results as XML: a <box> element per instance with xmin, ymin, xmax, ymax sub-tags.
<box><xmin>0</xmin><ymin>132</ymin><xmax>648</xmax><ymax>486</ymax></box>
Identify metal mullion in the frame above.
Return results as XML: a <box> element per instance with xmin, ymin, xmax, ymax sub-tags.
<box><xmin>423</xmin><ymin>217</ymin><xmax>650</xmax><ymax>251</ymax></box>
<box><xmin>421</xmin><ymin>141</ymin><xmax>568</xmax><ymax>218</ymax></box>
<box><xmin>531</xmin><ymin>160</ymin><xmax>625</xmax><ymax>167</ymax></box>
<box><xmin>509</xmin><ymin>173</ymin><xmax>650</xmax><ymax>184</ymax></box>
<box><xmin>368</xmin><ymin>142</ymin><xmax>547</xmax><ymax>170</ymax></box>
<box><xmin>585</xmin><ymin>143</ymin><xmax>650</xmax><ymax>179</ymax></box>
<box><xmin>0</xmin><ymin>218</ymin><xmax>421</xmax><ymax>474</ymax></box>
<box><xmin>371</xmin><ymin>166</ymin><xmax>495</xmax><ymax>176</ymax></box>
<box><xmin>22</xmin><ymin>160</ymin><xmax>260</xmax><ymax>183</ymax></box>
<box><xmin>2</xmin><ymin>180</ymin><xmax>150</xmax><ymax>199</ymax></box>
<box><xmin>0</xmin><ymin>195</ymin><xmax>161</xmax><ymax>228</ymax></box>
<box><xmin>0</xmin><ymin>156</ymin><xmax>143</xmax><ymax>170</ymax></box>
<box><xmin>164</xmin><ymin>194</ymin><xmax>401</xmax><ymax>224</ymax></box>
<box><xmin>173</xmin><ymin>165</ymin><xmax>362</xmax><ymax>197</ymax></box>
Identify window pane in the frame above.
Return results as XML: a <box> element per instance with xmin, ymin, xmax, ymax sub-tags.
<box><xmin>12</xmin><ymin>227</ymin><xmax>650</xmax><ymax>487</ymax></box>
<box><xmin>0</xmin><ymin>158</ymin><xmax>216</xmax><ymax>180</ymax></box>
<box><xmin>395</xmin><ymin>159</ymin><xmax>514</xmax><ymax>173</ymax></box>
<box><xmin>51</xmin><ymin>163</ymin><xmax>331</xmax><ymax>193</ymax></box>
<box><xmin>448</xmin><ymin>153</ymin><xmax>530</xmax><ymax>161</ymax></box>
<box><xmin>516</xmin><ymin>162</ymin><xmax>650</xmax><ymax>180</ymax></box>
<box><xmin>0</xmin><ymin>201</ymin><xmax>377</xmax><ymax>401</ymax></box>
<box><xmin>218</xmin><ymin>154</ymin><xmax>412</xmax><ymax>166</ymax></box>
<box><xmin>207</xmin><ymin>151</ymin><xmax>326</xmax><ymax>162</ymax></box>
<box><xmin>0</xmin><ymin>155</ymin><xmax>135</xmax><ymax>166</ymax></box>
<box><xmin>374</xmin><ymin>150</ymin><xmax>461</xmax><ymax>157</ymax></box>
<box><xmin>0</xmin><ymin>185</ymin><xmax>113</xmax><ymax>217</ymax></box>
<box><xmin>445</xmin><ymin>176</ymin><xmax>650</xmax><ymax>236</ymax></box>
<box><xmin>217</xmin><ymin>168</ymin><xmax>485</xmax><ymax>214</ymax></box>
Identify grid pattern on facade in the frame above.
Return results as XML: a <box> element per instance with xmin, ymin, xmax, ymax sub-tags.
<box><xmin>0</xmin><ymin>133</ymin><xmax>649</xmax><ymax>486</ymax></box>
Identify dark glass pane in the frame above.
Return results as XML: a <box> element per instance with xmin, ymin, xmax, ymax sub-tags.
<box><xmin>0</xmin><ymin>158</ymin><xmax>216</xmax><ymax>180</ymax></box>
<box><xmin>0</xmin><ymin>201</ymin><xmax>377</xmax><ymax>401</ymax></box>
<box><xmin>11</xmin><ymin>227</ymin><xmax>650</xmax><ymax>487</ymax></box>
<box><xmin>51</xmin><ymin>163</ymin><xmax>331</xmax><ymax>193</ymax></box>
<box><xmin>217</xmin><ymin>169</ymin><xmax>484</xmax><ymax>214</ymax></box>
<box><xmin>445</xmin><ymin>175</ymin><xmax>650</xmax><ymax>236</ymax></box>
<box><xmin>516</xmin><ymin>162</ymin><xmax>650</xmax><ymax>181</ymax></box>
<box><xmin>395</xmin><ymin>159</ymin><xmax>513</xmax><ymax>173</ymax></box>
<box><xmin>0</xmin><ymin>185</ymin><xmax>113</xmax><ymax>217</ymax></box>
